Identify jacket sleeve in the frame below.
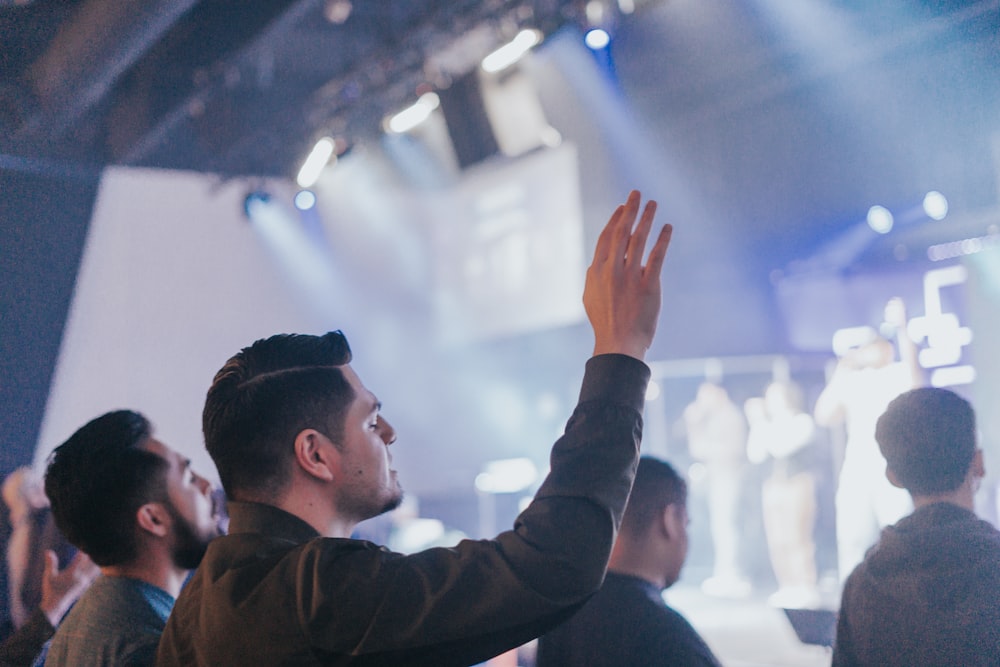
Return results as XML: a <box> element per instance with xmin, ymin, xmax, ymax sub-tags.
<box><xmin>301</xmin><ymin>354</ymin><xmax>650</xmax><ymax>665</ymax></box>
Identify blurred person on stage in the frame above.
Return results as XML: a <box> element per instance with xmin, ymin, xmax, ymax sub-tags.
<box><xmin>745</xmin><ymin>380</ymin><xmax>820</xmax><ymax>608</ymax></box>
<box><xmin>684</xmin><ymin>381</ymin><xmax>751</xmax><ymax>597</ymax></box>
<box><xmin>814</xmin><ymin>297</ymin><xmax>923</xmax><ymax>581</ymax></box>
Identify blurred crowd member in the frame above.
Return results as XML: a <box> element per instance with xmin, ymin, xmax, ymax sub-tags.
<box><xmin>3</xmin><ymin>468</ymin><xmax>45</xmax><ymax>630</ymax></box>
<box><xmin>1</xmin><ymin>470</ymin><xmax>73</xmax><ymax>632</ymax></box>
<box><xmin>0</xmin><ymin>551</ymin><xmax>96</xmax><ymax>667</ymax></box>
<box><xmin>41</xmin><ymin>410</ymin><xmax>218</xmax><ymax>667</ymax></box>
<box><xmin>536</xmin><ymin>457</ymin><xmax>721</xmax><ymax>667</ymax></box>
<box><xmin>833</xmin><ymin>388</ymin><xmax>999</xmax><ymax>666</ymax></box>
<box><xmin>684</xmin><ymin>381</ymin><xmax>751</xmax><ymax>597</ymax></box>
<box><xmin>745</xmin><ymin>381</ymin><xmax>819</xmax><ymax>608</ymax></box>
<box><xmin>814</xmin><ymin>297</ymin><xmax>922</xmax><ymax>581</ymax></box>
<box><xmin>156</xmin><ymin>191</ymin><xmax>673</xmax><ymax>666</ymax></box>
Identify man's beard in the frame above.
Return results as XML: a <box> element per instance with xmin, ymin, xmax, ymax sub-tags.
<box><xmin>166</xmin><ymin>501</ymin><xmax>218</xmax><ymax>570</ymax></box>
<box><xmin>358</xmin><ymin>487</ymin><xmax>405</xmax><ymax>523</ymax></box>
<box><xmin>379</xmin><ymin>490</ymin><xmax>404</xmax><ymax>517</ymax></box>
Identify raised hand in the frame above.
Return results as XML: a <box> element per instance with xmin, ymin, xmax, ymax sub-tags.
<box><xmin>40</xmin><ymin>550</ymin><xmax>99</xmax><ymax>627</ymax></box>
<box><xmin>583</xmin><ymin>190</ymin><xmax>673</xmax><ymax>360</ymax></box>
<box><xmin>884</xmin><ymin>297</ymin><xmax>908</xmax><ymax>330</ymax></box>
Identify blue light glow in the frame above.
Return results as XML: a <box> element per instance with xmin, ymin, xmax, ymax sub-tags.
<box><xmin>585</xmin><ymin>28</ymin><xmax>610</xmax><ymax>50</ymax></box>
<box><xmin>866</xmin><ymin>205</ymin><xmax>893</xmax><ymax>234</ymax></box>
<box><xmin>294</xmin><ymin>190</ymin><xmax>317</xmax><ymax>210</ymax></box>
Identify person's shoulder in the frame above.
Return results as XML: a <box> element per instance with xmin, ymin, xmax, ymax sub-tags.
<box><xmin>48</xmin><ymin>576</ymin><xmax>107</xmax><ymax>627</ymax></box>
<box><xmin>839</xmin><ymin>547</ymin><xmax>876</xmax><ymax>597</ymax></box>
<box><xmin>116</xmin><ymin>635</ymin><xmax>160</xmax><ymax>667</ymax></box>
<box><xmin>74</xmin><ymin>577</ymin><xmax>170</xmax><ymax>629</ymax></box>
<box><xmin>656</xmin><ymin>603</ymin><xmax>702</xmax><ymax>634</ymax></box>
<box><xmin>645</xmin><ymin>603</ymin><xmax>721</xmax><ymax>666</ymax></box>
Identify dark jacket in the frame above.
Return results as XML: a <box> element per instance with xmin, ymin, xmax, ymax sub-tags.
<box><xmin>536</xmin><ymin>572</ymin><xmax>722</xmax><ymax>667</ymax></box>
<box><xmin>157</xmin><ymin>354</ymin><xmax>648</xmax><ymax>667</ymax></box>
<box><xmin>833</xmin><ymin>502</ymin><xmax>1000</xmax><ymax>666</ymax></box>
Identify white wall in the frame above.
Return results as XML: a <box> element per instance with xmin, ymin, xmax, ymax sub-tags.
<box><xmin>35</xmin><ymin>167</ymin><xmax>318</xmax><ymax>482</ymax></box>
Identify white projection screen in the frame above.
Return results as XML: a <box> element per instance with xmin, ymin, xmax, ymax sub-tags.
<box><xmin>34</xmin><ymin>167</ymin><xmax>317</xmax><ymax>481</ymax></box>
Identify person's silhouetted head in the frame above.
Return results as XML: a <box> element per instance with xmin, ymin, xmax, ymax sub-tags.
<box><xmin>876</xmin><ymin>387</ymin><xmax>977</xmax><ymax>496</ymax></box>
<box><xmin>617</xmin><ymin>457</ymin><xmax>688</xmax><ymax>588</ymax></box>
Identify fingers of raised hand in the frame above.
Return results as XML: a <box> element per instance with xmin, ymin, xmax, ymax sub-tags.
<box><xmin>69</xmin><ymin>553</ymin><xmax>99</xmax><ymax>582</ymax></box>
<box><xmin>592</xmin><ymin>205</ymin><xmax>622</xmax><ymax>264</ymax></box>
<box><xmin>625</xmin><ymin>199</ymin><xmax>658</xmax><ymax>271</ymax></box>
<box><xmin>642</xmin><ymin>223</ymin><xmax>673</xmax><ymax>283</ymax></box>
<box><xmin>594</xmin><ymin>191</ymin><xmax>641</xmax><ymax>266</ymax></box>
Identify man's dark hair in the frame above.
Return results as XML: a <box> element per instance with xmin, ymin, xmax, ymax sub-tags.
<box><xmin>44</xmin><ymin>410</ymin><xmax>167</xmax><ymax>567</ymax></box>
<box><xmin>620</xmin><ymin>457</ymin><xmax>687</xmax><ymax>539</ymax></box>
<box><xmin>203</xmin><ymin>331</ymin><xmax>355</xmax><ymax>501</ymax></box>
<box><xmin>876</xmin><ymin>387</ymin><xmax>976</xmax><ymax>496</ymax></box>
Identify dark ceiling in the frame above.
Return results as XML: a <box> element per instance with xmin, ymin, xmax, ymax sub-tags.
<box><xmin>0</xmin><ymin>0</ymin><xmax>609</xmax><ymax>180</ymax></box>
<box><xmin>4</xmin><ymin>0</ymin><xmax>998</xmax><ymax>219</ymax></box>
<box><xmin>4</xmin><ymin>0</ymin><xmax>999</xmax><ymax>358</ymax></box>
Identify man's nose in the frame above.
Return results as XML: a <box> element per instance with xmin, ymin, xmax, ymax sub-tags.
<box><xmin>381</xmin><ymin>417</ymin><xmax>397</xmax><ymax>446</ymax></box>
<box><xmin>195</xmin><ymin>473</ymin><xmax>212</xmax><ymax>495</ymax></box>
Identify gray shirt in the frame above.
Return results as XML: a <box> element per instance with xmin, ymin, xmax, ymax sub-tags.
<box><xmin>43</xmin><ymin>575</ymin><xmax>173</xmax><ymax>667</ymax></box>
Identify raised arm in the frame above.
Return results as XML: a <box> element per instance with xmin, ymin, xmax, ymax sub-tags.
<box><xmin>885</xmin><ymin>296</ymin><xmax>924</xmax><ymax>390</ymax></box>
<box><xmin>39</xmin><ymin>550</ymin><xmax>98</xmax><ymax>627</ymax></box>
<box><xmin>309</xmin><ymin>193</ymin><xmax>673</xmax><ymax>663</ymax></box>
<box><xmin>584</xmin><ymin>190</ymin><xmax>673</xmax><ymax>361</ymax></box>
<box><xmin>814</xmin><ymin>360</ymin><xmax>849</xmax><ymax>427</ymax></box>
<box><xmin>0</xmin><ymin>551</ymin><xmax>97</xmax><ymax>667</ymax></box>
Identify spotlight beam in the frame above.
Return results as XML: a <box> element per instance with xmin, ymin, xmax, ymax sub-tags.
<box><xmin>481</xmin><ymin>29</ymin><xmax>541</xmax><ymax>73</ymax></box>
<box><xmin>296</xmin><ymin>137</ymin><xmax>336</xmax><ymax>188</ymax></box>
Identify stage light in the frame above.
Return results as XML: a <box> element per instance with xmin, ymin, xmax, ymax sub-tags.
<box><xmin>294</xmin><ymin>190</ymin><xmax>316</xmax><ymax>211</ymax></box>
<box><xmin>866</xmin><ymin>205</ymin><xmax>893</xmax><ymax>234</ymax></box>
<box><xmin>923</xmin><ymin>191</ymin><xmax>948</xmax><ymax>220</ymax></box>
<box><xmin>481</xmin><ymin>29</ymin><xmax>542</xmax><ymax>73</ymax></box>
<box><xmin>585</xmin><ymin>28</ymin><xmax>610</xmax><ymax>50</ymax></box>
<box><xmin>385</xmin><ymin>92</ymin><xmax>440</xmax><ymax>134</ymax></box>
<box><xmin>323</xmin><ymin>0</ymin><xmax>351</xmax><ymax>24</ymax></box>
<box><xmin>296</xmin><ymin>137</ymin><xmax>336</xmax><ymax>188</ymax></box>
<box><xmin>243</xmin><ymin>190</ymin><xmax>272</xmax><ymax>219</ymax></box>
<box><xmin>586</xmin><ymin>0</ymin><xmax>605</xmax><ymax>25</ymax></box>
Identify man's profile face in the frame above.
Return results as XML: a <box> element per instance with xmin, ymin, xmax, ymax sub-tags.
<box><xmin>143</xmin><ymin>439</ymin><xmax>221</xmax><ymax>569</ymax></box>
<box><xmin>331</xmin><ymin>365</ymin><xmax>403</xmax><ymax>522</ymax></box>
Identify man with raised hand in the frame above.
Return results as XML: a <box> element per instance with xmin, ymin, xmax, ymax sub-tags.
<box><xmin>157</xmin><ymin>191</ymin><xmax>672</xmax><ymax>666</ymax></box>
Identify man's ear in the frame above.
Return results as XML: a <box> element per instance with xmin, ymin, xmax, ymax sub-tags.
<box><xmin>970</xmin><ymin>448</ymin><xmax>986</xmax><ymax>479</ymax></box>
<box><xmin>293</xmin><ymin>429</ymin><xmax>338</xmax><ymax>482</ymax></box>
<box><xmin>885</xmin><ymin>466</ymin><xmax>905</xmax><ymax>489</ymax></box>
<box><xmin>660</xmin><ymin>504</ymin><xmax>681</xmax><ymax>541</ymax></box>
<box><xmin>136</xmin><ymin>503</ymin><xmax>170</xmax><ymax>538</ymax></box>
